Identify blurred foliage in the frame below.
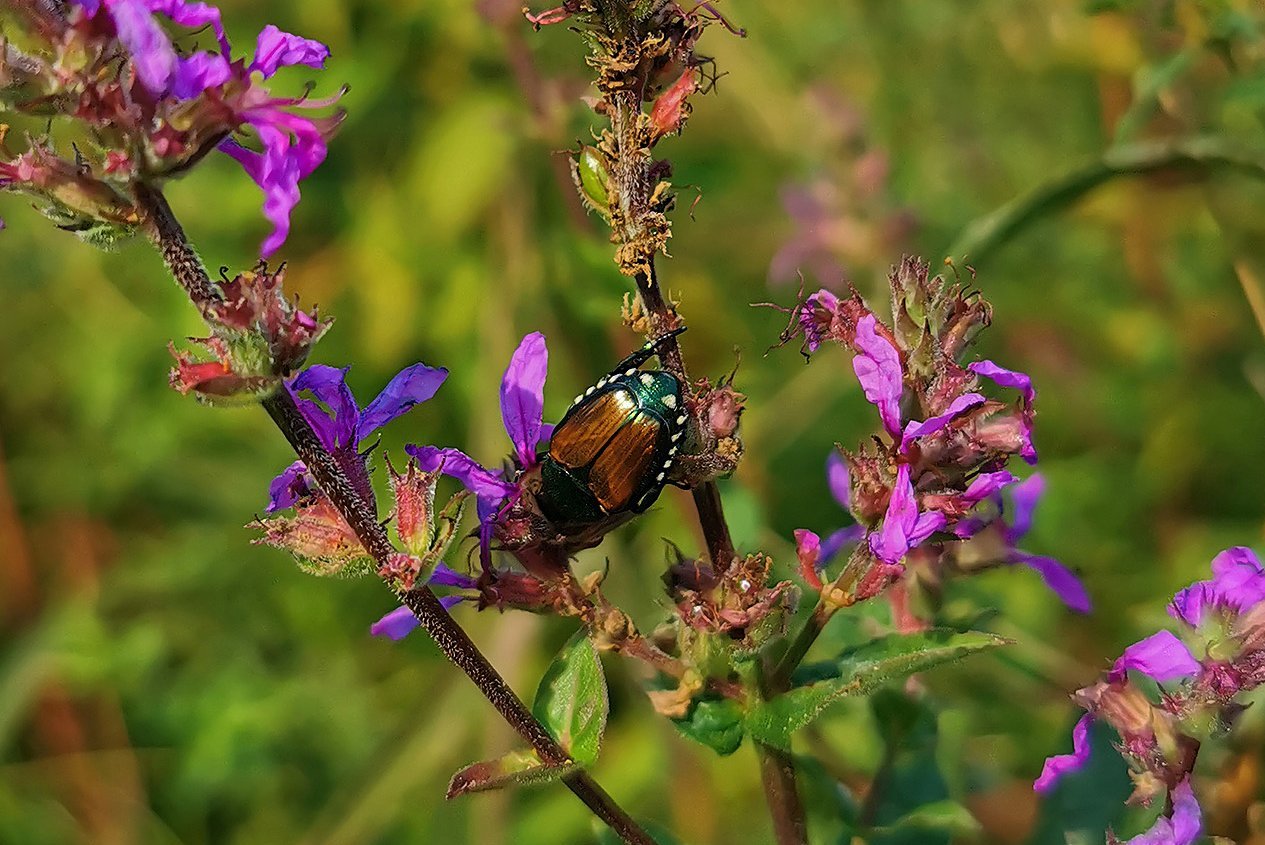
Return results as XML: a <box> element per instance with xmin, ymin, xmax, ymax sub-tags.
<box><xmin>3</xmin><ymin>0</ymin><xmax>1265</xmax><ymax>842</ymax></box>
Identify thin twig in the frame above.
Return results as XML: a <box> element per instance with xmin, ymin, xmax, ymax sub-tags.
<box><xmin>133</xmin><ymin>185</ymin><xmax>656</xmax><ymax>845</ymax></box>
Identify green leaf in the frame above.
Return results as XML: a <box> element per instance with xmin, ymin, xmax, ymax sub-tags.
<box><xmin>866</xmin><ymin>691</ymin><xmax>952</xmax><ymax>845</ymax></box>
<box><xmin>531</xmin><ymin>631</ymin><xmax>608</xmax><ymax>766</ymax></box>
<box><xmin>745</xmin><ymin>629</ymin><xmax>1010</xmax><ymax>751</ymax></box>
<box><xmin>871</xmin><ymin>800</ymin><xmax>982</xmax><ymax>839</ymax></box>
<box><xmin>670</xmin><ymin>696</ymin><xmax>745</xmax><ymax>756</ymax></box>
<box><xmin>446</xmin><ymin>749</ymin><xmax>577</xmax><ymax>799</ymax></box>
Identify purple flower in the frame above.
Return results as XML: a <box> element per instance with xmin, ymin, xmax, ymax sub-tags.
<box><xmin>218</xmin><ymin>29</ymin><xmax>337</xmax><ymax>257</ymax></box>
<box><xmin>852</xmin><ymin>314</ymin><xmax>903</xmax><ymax>437</ymax></box>
<box><xmin>799</xmin><ymin>290</ymin><xmax>839</xmax><ymax>353</ymax></box>
<box><xmin>408</xmin><ymin>332</ymin><xmax>552</xmax><ymax>521</ymax></box>
<box><xmin>249</xmin><ymin>25</ymin><xmax>331</xmax><ymax>77</ymax></box>
<box><xmin>869</xmin><ymin>464</ymin><xmax>945</xmax><ymax>564</ymax></box>
<box><xmin>1111</xmin><ymin>630</ymin><xmax>1201</xmax><ymax>683</ymax></box>
<box><xmin>1169</xmin><ymin>546</ymin><xmax>1265</xmax><ymax>627</ymax></box>
<box><xmin>370</xmin><ymin>564</ymin><xmax>479</xmax><ymax>640</ymax></box>
<box><xmin>266</xmin><ymin>362</ymin><xmax>448</xmax><ymax>512</ymax></box>
<box><xmin>969</xmin><ymin>359</ymin><xmax>1037</xmax><ymax>464</ymax></box>
<box><xmin>1033</xmin><ymin>712</ymin><xmax>1093</xmax><ymax>793</ymax></box>
<box><xmin>70</xmin><ymin>0</ymin><xmax>230</xmax><ymax>95</ymax></box>
<box><xmin>1125</xmin><ymin>777</ymin><xmax>1202</xmax><ymax>845</ymax></box>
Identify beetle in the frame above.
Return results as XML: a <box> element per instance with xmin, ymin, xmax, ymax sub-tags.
<box><xmin>536</xmin><ymin>328</ymin><xmax>688</xmax><ymax>528</ymax></box>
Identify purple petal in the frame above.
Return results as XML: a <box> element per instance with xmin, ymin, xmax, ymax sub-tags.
<box><xmin>969</xmin><ymin>360</ymin><xmax>1035</xmax><ymax>406</ymax></box>
<box><xmin>908</xmin><ymin>509</ymin><xmax>946</xmax><ymax>548</ymax></box>
<box><xmin>430</xmin><ymin>563</ymin><xmax>478</xmax><ymax>590</ymax></box>
<box><xmin>289</xmin><ymin>365</ymin><xmax>358</xmax><ymax>450</ymax></box>
<box><xmin>266</xmin><ymin>460</ymin><xmax>311</xmax><ymax>513</ymax></box>
<box><xmin>1014</xmin><ymin>553</ymin><xmax>1092</xmax><ymax>613</ymax></box>
<box><xmin>821</xmin><ymin>524</ymin><xmax>865</xmax><ymax>563</ymax></box>
<box><xmin>1125</xmin><ymin>776</ymin><xmax>1202</xmax><ymax>845</ymax></box>
<box><xmin>405</xmin><ymin>445</ymin><xmax>516</xmax><ymax>519</ymax></box>
<box><xmin>852</xmin><ymin>314</ymin><xmax>903</xmax><ymax>438</ymax></box>
<box><xmin>500</xmin><ymin>332</ymin><xmax>549</xmax><ymax>467</ymax></box>
<box><xmin>170</xmin><ymin>51</ymin><xmax>230</xmax><ymax>99</ymax></box>
<box><xmin>826</xmin><ymin>451</ymin><xmax>851</xmax><ymax>510</ymax></box>
<box><xmin>801</xmin><ymin>290</ymin><xmax>839</xmax><ymax>353</ymax></box>
<box><xmin>220</xmin><ymin>111</ymin><xmax>329</xmax><ymax>257</ymax></box>
<box><xmin>109</xmin><ymin>0</ymin><xmax>178</xmax><ymax>94</ymax></box>
<box><xmin>250</xmin><ymin>24</ymin><xmax>330</xmax><ymax>77</ymax></box>
<box><xmin>145</xmin><ymin>0</ymin><xmax>229</xmax><ymax>54</ymax></box>
<box><xmin>1112</xmin><ymin>630</ymin><xmax>1200</xmax><ymax>682</ymax></box>
<box><xmin>962</xmin><ymin>470</ymin><xmax>1016</xmax><ymax>506</ymax></box>
<box><xmin>869</xmin><ymin>464</ymin><xmax>929</xmax><ymax>564</ymax></box>
<box><xmin>1169</xmin><ymin>546</ymin><xmax>1265</xmax><ymax>627</ymax></box>
<box><xmin>356</xmin><ymin>363</ymin><xmax>448</xmax><ymax>443</ymax></box>
<box><xmin>439</xmin><ymin>594</ymin><xmax>466</xmax><ymax>611</ymax></box>
<box><xmin>900</xmin><ymin>393</ymin><xmax>986</xmax><ymax>447</ymax></box>
<box><xmin>370</xmin><ymin>605</ymin><xmax>420</xmax><ymax>640</ymax></box>
<box><xmin>1033</xmin><ymin>713</ymin><xmax>1093</xmax><ymax>793</ymax></box>
<box><xmin>1006</xmin><ymin>473</ymin><xmax>1046</xmax><ymax>543</ymax></box>
<box><xmin>70</xmin><ymin>0</ymin><xmax>104</xmax><ymax>16</ymax></box>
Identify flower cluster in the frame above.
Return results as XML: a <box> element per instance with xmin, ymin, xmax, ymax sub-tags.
<box><xmin>255</xmin><ymin>362</ymin><xmax>478</xmax><ymax>617</ymax></box>
<box><xmin>168</xmin><ymin>264</ymin><xmax>330</xmax><ymax>402</ymax></box>
<box><xmin>789</xmin><ymin>257</ymin><xmax>1088</xmax><ymax>614</ymax></box>
<box><xmin>1035</xmin><ymin>546</ymin><xmax>1265</xmax><ymax>843</ymax></box>
<box><xmin>0</xmin><ymin>0</ymin><xmax>342</xmax><ymax>254</ymax></box>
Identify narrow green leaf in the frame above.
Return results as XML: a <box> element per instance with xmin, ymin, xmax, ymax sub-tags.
<box><xmin>870</xmin><ymin>800</ymin><xmax>982</xmax><ymax>839</ymax></box>
<box><xmin>745</xmin><ymin>629</ymin><xmax>1010</xmax><ymax>751</ymax></box>
<box><xmin>531</xmin><ymin>631</ymin><xmax>608</xmax><ymax>766</ymax></box>
<box><xmin>670</xmin><ymin>696</ymin><xmax>745</xmax><ymax>756</ymax></box>
<box><xmin>446</xmin><ymin>749</ymin><xmax>577</xmax><ymax>799</ymax></box>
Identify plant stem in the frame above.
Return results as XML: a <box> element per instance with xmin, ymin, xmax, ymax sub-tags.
<box><xmin>134</xmin><ymin>186</ymin><xmax>656</xmax><ymax>845</ymax></box>
<box><xmin>634</xmin><ymin>261</ymin><xmax>737</xmax><ymax>571</ymax></box>
<box><xmin>769</xmin><ymin>601</ymin><xmax>837</xmax><ymax>691</ymax></box>
<box><xmin>948</xmin><ymin>136</ymin><xmax>1265</xmax><ymax>264</ymax></box>
<box><xmin>757</xmin><ymin>745</ymin><xmax>809</xmax><ymax>845</ymax></box>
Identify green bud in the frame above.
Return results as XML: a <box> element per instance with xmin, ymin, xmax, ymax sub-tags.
<box><xmin>572</xmin><ymin>146</ymin><xmax>611</xmax><ymax>219</ymax></box>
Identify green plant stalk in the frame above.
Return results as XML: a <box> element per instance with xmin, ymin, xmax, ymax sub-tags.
<box><xmin>133</xmin><ymin>184</ymin><xmax>657</xmax><ymax>845</ymax></box>
<box><xmin>949</xmin><ymin>136</ymin><xmax>1265</xmax><ymax>263</ymax></box>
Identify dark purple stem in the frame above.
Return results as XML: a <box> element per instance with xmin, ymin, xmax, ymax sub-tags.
<box><xmin>134</xmin><ymin>185</ymin><xmax>656</xmax><ymax>845</ymax></box>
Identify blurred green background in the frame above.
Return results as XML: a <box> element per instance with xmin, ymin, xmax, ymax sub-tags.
<box><xmin>3</xmin><ymin>0</ymin><xmax>1265</xmax><ymax>842</ymax></box>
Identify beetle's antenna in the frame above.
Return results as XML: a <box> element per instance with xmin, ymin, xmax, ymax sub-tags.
<box><xmin>613</xmin><ymin>326</ymin><xmax>689</xmax><ymax>372</ymax></box>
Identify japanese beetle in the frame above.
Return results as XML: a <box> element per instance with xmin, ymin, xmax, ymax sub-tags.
<box><xmin>537</xmin><ymin>329</ymin><xmax>688</xmax><ymax>528</ymax></box>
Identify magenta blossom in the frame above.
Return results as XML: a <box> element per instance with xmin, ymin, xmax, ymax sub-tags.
<box><xmin>1033</xmin><ymin>712</ymin><xmax>1093</xmax><ymax>794</ymax></box>
<box><xmin>1125</xmin><ymin>777</ymin><xmax>1201</xmax><ymax>845</ymax></box>
<box><xmin>60</xmin><ymin>0</ymin><xmax>338</xmax><ymax>257</ymax></box>
<box><xmin>267</xmin><ymin>362</ymin><xmax>448</xmax><ymax>512</ymax></box>
<box><xmin>1169</xmin><ymin>546</ymin><xmax>1265</xmax><ymax>627</ymax></box>
<box><xmin>407</xmin><ymin>332</ymin><xmax>552</xmax><ymax>521</ymax></box>
<box><xmin>869</xmin><ymin>464</ymin><xmax>946</xmax><ymax>564</ymax></box>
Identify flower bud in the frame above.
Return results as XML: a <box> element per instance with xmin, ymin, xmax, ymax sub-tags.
<box><xmin>572</xmin><ymin>145</ymin><xmax>612</xmax><ymax>219</ymax></box>
<box><xmin>649</xmin><ymin>68</ymin><xmax>697</xmax><ymax>142</ymax></box>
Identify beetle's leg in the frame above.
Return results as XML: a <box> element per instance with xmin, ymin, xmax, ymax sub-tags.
<box><xmin>609</xmin><ymin>326</ymin><xmax>688</xmax><ymax>374</ymax></box>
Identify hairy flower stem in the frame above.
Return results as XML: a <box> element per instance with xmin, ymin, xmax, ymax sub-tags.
<box><xmin>134</xmin><ymin>186</ymin><xmax>656</xmax><ymax>845</ymax></box>
<box><xmin>636</xmin><ymin>261</ymin><xmax>737</xmax><ymax>570</ymax></box>
<box><xmin>769</xmin><ymin>601</ymin><xmax>838</xmax><ymax>691</ymax></box>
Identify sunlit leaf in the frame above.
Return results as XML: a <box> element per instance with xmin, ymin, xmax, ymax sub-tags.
<box><xmin>446</xmin><ymin>749</ymin><xmax>577</xmax><ymax>799</ymax></box>
<box><xmin>532</xmin><ymin>632</ymin><xmax>608</xmax><ymax>766</ymax></box>
<box><xmin>670</xmin><ymin>696</ymin><xmax>745</xmax><ymax>756</ymax></box>
<box><xmin>745</xmin><ymin>630</ymin><xmax>1009</xmax><ymax>751</ymax></box>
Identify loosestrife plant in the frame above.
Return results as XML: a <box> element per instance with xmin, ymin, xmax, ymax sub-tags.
<box><xmin>2</xmin><ymin>0</ymin><xmax>1255</xmax><ymax>843</ymax></box>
